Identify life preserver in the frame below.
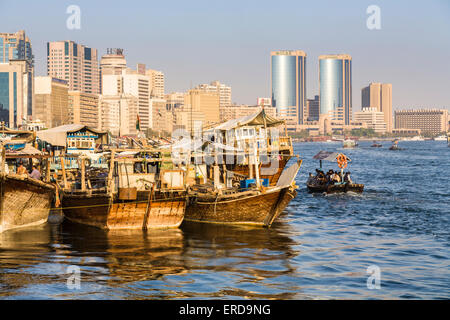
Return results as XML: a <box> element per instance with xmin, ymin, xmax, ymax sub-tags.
<box><xmin>337</xmin><ymin>154</ymin><xmax>347</xmax><ymax>169</ymax></box>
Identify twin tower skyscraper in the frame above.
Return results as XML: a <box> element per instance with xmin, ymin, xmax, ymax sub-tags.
<box><xmin>271</xmin><ymin>50</ymin><xmax>352</xmax><ymax>126</ymax></box>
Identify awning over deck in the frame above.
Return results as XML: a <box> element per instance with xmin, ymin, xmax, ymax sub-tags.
<box><xmin>36</xmin><ymin>124</ymin><xmax>107</xmax><ymax>147</ymax></box>
<box><xmin>5</xmin><ymin>144</ymin><xmax>49</xmax><ymax>158</ymax></box>
<box><xmin>313</xmin><ymin>151</ymin><xmax>352</xmax><ymax>162</ymax></box>
<box><xmin>211</xmin><ymin>109</ymin><xmax>284</xmax><ymax>131</ymax></box>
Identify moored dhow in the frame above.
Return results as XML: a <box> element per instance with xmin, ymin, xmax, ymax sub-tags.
<box><xmin>181</xmin><ymin>109</ymin><xmax>302</xmax><ymax>227</ymax></box>
<box><xmin>186</xmin><ymin>160</ymin><xmax>301</xmax><ymax>227</ymax></box>
<box><xmin>0</xmin><ymin>136</ymin><xmax>55</xmax><ymax>233</ymax></box>
<box><xmin>60</xmin><ymin>148</ymin><xmax>187</xmax><ymax>230</ymax></box>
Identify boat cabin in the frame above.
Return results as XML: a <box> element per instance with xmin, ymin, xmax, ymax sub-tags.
<box><xmin>36</xmin><ymin>124</ymin><xmax>108</xmax><ymax>156</ymax></box>
<box><xmin>210</xmin><ymin>109</ymin><xmax>292</xmax><ymax>154</ymax></box>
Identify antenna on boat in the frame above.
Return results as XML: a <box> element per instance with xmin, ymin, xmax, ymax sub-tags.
<box><xmin>190</xmin><ymin>80</ymin><xmax>193</xmax><ymax>139</ymax></box>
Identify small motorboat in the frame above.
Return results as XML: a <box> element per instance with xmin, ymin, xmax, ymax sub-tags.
<box><xmin>306</xmin><ymin>151</ymin><xmax>364</xmax><ymax>194</ymax></box>
<box><xmin>343</xmin><ymin>138</ymin><xmax>358</xmax><ymax>148</ymax></box>
<box><xmin>306</xmin><ymin>181</ymin><xmax>364</xmax><ymax>193</ymax></box>
<box><xmin>389</xmin><ymin>140</ymin><xmax>403</xmax><ymax>150</ymax></box>
<box><xmin>434</xmin><ymin>135</ymin><xmax>447</xmax><ymax>141</ymax></box>
<box><xmin>371</xmin><ymin>141</ymin><xmax>382</xmax><ymax>148</ymax></box>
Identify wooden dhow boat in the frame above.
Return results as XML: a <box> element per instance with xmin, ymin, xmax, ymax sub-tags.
<box><xmin>0</xmin><ymin>140</ymin><xmax>55</xmax><ymax>233</ymax></box>
<box><xmin>60</xmin><ymin>148</ymin><xmax>187</xmax><ymax>230</ymax></box>
<box><xmin>180</xmin><ymin>109</ymin><xmax>302</xmax><ymax>227</ymax></box>
<box><xmin>306</xmin><ymin>151</ymin><xmax>364</xmax><ymax>194</ymax></box>
<box><xmin>201</xmin><ymin>109</ymin><xmax>295</xmax><ymax>187</ymax></box>
<box><xmin>186</xmin><ymin>160</ymin><xmax>301</xmax><ymax>227</ymax></box>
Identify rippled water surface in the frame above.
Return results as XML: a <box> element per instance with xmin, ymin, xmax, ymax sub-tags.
<box><xmin>0</xmin><ymin>141</ymin><xmax>449</xmax><ymax>299</ymax></box>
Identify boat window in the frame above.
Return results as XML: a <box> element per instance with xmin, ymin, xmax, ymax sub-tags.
<box><xmin>134</xmin><ymin>162</ymin><xmax>144</xmax><ymax>173</ymax></box>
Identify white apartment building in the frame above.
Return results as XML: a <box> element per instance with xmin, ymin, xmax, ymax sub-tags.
<box><xmin>354</xmin><ymin>107</ymin><xmax>387</xmax><ymax>133</ymax></box>
<box><xmin>47</xmin><ymin>40</ymin><xmax>99</xmax><ymax>94</ymax></box>
<box><xmin>195</xmin><ymin>80</ymin><xmax>231</xmax><ymax>107</ymax></box>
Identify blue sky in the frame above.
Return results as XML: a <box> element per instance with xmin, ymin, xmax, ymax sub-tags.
<box><xmin>1</xmin><ymin>0</ymin><xmax>449</xmax><ymax>110</ymax></box>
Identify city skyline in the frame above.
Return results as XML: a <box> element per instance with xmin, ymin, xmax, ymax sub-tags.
<box><xmin>0</xmin><ymin>0</ymin><xmax>449</xmax><ymax>111</ymax></box>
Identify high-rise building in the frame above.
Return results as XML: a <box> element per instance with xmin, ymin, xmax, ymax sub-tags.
<box><xmin>271</xmin><ymin>50</ymin><xmax>306</xmax><ymax>125</ymax></box>
<box><xmin>134</xmin><ymin>63</ymin><xmax>165</xmax><ymax>99</ymax></box>
<box><xmin>220</xmin><ymin>104</ymin><xmax>276</xmax><ymax>122</ymax></box>
<box><xmin>361</xmin><ymin>83</ymin><xmax>392</xmax><ymax>132</ymax></box>
<box><xmin>394</xmin><ymin>109</ymin><xmax>448</xmax><ymax>135</ymax></box>
<box><xmin>165</xmin><ymin>92</ymin><xmax>185</xmax><ymax>111</ymax></box>
<box><xmin>173</xmin><ymin>109</ymin><xmax>205</xmax><ymax>136</ymax></box>
<box><xmin>100</xmin><ymin>49</ymin><xmax>127</xmax><ymax>75</ymax></box>
<box><xmin>307</xmin><ymin>95</ymin><xmax>320</xmax><ymax>121</ymax></box>
<box><xmin>146</xmin><ymin>69</ymin><xmax>165</xmax><ymax>99</ymax></box>
<box><xmin>34</xmin><ymin>76</ymin><xmax>69</xmax><ymax>128</ymax></box>
<box><xmin>195</xmin><ymin>81</ymin><xmax>231</xmax><ymax>107</ymax></box>
<box><xmin>0</xmin><ymin>61</ymin><xmax>33</xmax><ymax>128</ymax></box>
<box><xmin>152</xmin><ymin>97</ymin><xmax>172</xmax><ymax>134</ymax></box>
<box><xmin>100</xmin><ymin>48</ymin><xmax>127</xmax><ymax>94</ymax></box>
<box><xmin>0</xmin><ymin>30</ymin><xmax>34</xmax><ymax>125</ymax></box>
<box><xmin>47</xmin><ymin>40</ymin><xmax>99</xmax><ymax>94</ymax></box>
<box><xmin>319</xmin><ymin>54</ymin><xmax>352</xmax><ymax>125</ymax></box>
<box><xmin>99</xmin><ymin>94</ymin><xmax>137</xmax><ymax>136</ymax></box>
<box><xmin>354</xmin><ymin>107</ymin><xmax>387</xmax><ymax>133</ymax></box>
<box><xmin>100</xmin><ymin>57</ymin><xmax>157</xmax><ymax>135</ymax></box>
<box><xmin>68</xmin><ymin>91</ymin><xmax>100</xmax><ymax>129</ymax></box>
<box><xmin>184</xmin><ymin>89</ymin><xmax>220</xmax><ymax>129</ymax></box>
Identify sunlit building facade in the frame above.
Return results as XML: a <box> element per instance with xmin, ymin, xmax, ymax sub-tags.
<box><xmin>0</xmin><ymin>30</ymin><xmax>34</xmax><ymax>127</ymax></box>
<box><xmin>34</xmin><ymin>76</ymin><xmax>69</xmax><ymax>128</ymax></box>
<box><xmin>271</xmin><ymin>50</ymin><xmax>306</xmax><ymax>125</ymax></box>
<box><xmin>47</xmin><ymin>40</ymin><xmax>99</xmax><ymax>94</ymax></box>
<box><xmin>319</xmin><ymin>54</ymin><xmax>352</xmax><ymax>125</ymax></box>
<box><xmin>361</xmin><ymin>83</ymin><xmax>392</xmax><ymax>132</ymax></box>
<box><xmin>394</xmin><ymin>109</ymin><xmax>448</xmax><ymax>135</ymax></box>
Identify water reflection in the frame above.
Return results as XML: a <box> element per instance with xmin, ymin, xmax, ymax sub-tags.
<box><xmin>0</xmin><ymin>218</ymin><xmax>300</xmax><ymax>299</ymax></box>
<box><xmin>177</xmin><ymin>222</ymin><xmax>301</xmax><ymax>299</ymax></box>
<box><xmin>0</xmin><ymin>224</ymin><xmax>59</xmax><ymax>298</ymax></box>
<box><xmin>60</xmin><ymin>222</ymin><xmax>187</xmax><ymax>284</ymax></box>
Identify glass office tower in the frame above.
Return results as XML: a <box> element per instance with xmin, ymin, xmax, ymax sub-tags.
<box><xmin>271</xmin><ymin>50</ymin><xmax>306</xmax><ymax>125</ymax></box>
<box><xmin>319</xmin><ymin>54</ymin><xmax>352</xmax><ymax>125</ymax></box>
<box><xmin>0</xmin><ymin>30</ymin><xmax>33</xmax><ymax>127</ymax></box>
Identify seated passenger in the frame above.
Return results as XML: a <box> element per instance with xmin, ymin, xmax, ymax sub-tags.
<box><xmin>333</xmin><ymin>171</ymin><xmax>341</xmax><ymax>183</ymax></box>
<box><xmin>17</xmin><ymin>162</ymin><xmax>28</xmax><ymax>176</ymax></box>
<box><xmin>29</xmin><ymin>165</ymin><xmax>41</xmax><ymax>180</ymax></box>
<box><xmin>326</xmin><ymin>170</ymin><xmax>333</xmax><ymax>182</ymax></box>
<box><xmin>344</xmin><ymin>172</ymin><xmax>352</xmax><ymax>183</ymax></box>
